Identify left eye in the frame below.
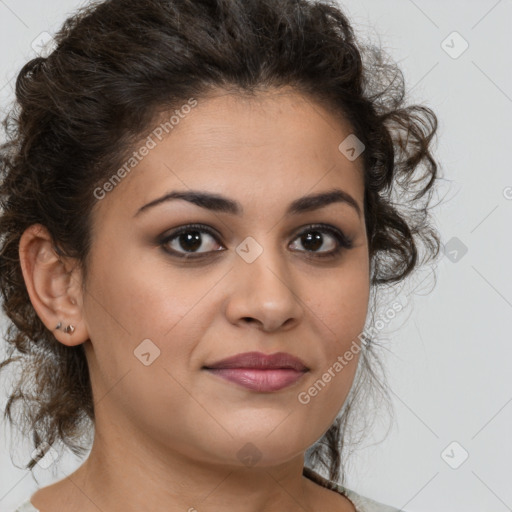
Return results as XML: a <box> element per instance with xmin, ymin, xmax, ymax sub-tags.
<box><xmin>159</xmin><ymin>223</ymin><xmax>353</xmax><ymax>259</ymax></box>
<box><xmin>289</xmin><ymin>224</ymin><xmax>354</xmax><ymax>258</ymax></box>
<box><xmin>290</xmin><ymin>228</ymin><xmax>340</xmax><ymax>255</ymax></box>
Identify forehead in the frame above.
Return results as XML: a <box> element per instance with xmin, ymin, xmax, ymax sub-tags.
<box><xmin>93</xmin><ymin>87</ymin><xmax>365</xmax><ymax>222</ymax></box>
<box><xmin>168</xmin><ymin>88</ymin><xmax>358</xmax><ymax>161</ymax></box>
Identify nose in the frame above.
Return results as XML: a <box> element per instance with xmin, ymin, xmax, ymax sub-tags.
<box><xmin>223</xmin><ymin>244</ymin><xmax>304</xmax><ymax>333</ymax></box>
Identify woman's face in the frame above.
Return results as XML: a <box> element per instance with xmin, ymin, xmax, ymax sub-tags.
<box><xmin>81</xmin><ymin>87</ymin><xmax>370</xmax><ymax>468</ymax></box>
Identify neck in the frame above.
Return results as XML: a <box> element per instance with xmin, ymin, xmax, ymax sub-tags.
<box><xmin>52</xmin><ymin>412</ymin><xmax>318</xmax><ymax>512</ymax></box>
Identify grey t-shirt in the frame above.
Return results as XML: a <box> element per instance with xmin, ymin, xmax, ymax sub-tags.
<box><xmin>303</xmin><ymin>466</ymin><xmax>406</xmax><ymax>512</ymax></box>
<box><xmin>13</xmin><ymin>467</ymin><xmax>406</xmax><ymax>512</ymax></box>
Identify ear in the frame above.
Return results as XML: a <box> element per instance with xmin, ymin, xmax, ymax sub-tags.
<box><xmin>18</xmin><ymin>223</ymin><xmax>89</xmax><ymax>346</ymax></box>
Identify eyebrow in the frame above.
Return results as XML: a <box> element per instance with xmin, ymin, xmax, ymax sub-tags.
<box><xmin>134</xmin><ymin>188</ymin><xmax>362</xmax><ymax>218</ymax></box>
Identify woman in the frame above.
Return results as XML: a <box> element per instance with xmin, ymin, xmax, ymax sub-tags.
<box><xmin>0</xmin><ymin>0</ymin><xmax>441</xmax><ymax>510</ymax></box>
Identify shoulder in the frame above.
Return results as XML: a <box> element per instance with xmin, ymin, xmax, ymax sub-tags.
<box><xmin>342</xmin><ymin>487</ymin><xmax>406</xmax><ymax>512</ymax></box>
<box><xmin>12</xmin><ymin>497</ymin><xmax>39</xmax><ymax>512</ymax></box>
<box><xmin>12</xmin><ymin>498</ymin><xmax>40</xmax><ymax>512</ymax></box>
<box><xmin>303</xmin><ymin>466</ymin><xmax>406</xmax><ymax>512</ymax></box>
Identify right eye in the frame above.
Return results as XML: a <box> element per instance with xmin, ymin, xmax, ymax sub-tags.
<box><xmin>159</xmin><ymin>224</ymin><xmax>225</xmax><ymax>258</ymax></box>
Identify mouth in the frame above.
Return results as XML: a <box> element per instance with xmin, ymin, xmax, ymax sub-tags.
<box><xmin>202</xmin><ymin>351</ymin><xmax>309</xmax><ymax>392</ymax></box>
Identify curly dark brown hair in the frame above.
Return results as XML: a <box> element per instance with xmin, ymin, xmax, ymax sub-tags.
<box><xmin>0</xmin><ymin>0</ymin><xmax>441</xmax><ymax>484</ymax></box>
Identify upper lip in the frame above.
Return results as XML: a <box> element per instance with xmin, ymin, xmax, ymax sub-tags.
<box><xmin>203</xmin><ymin>351</ymin><xmax>309</xmax><ymax>371</ymax></box>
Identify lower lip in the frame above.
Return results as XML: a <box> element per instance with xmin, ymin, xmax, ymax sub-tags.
<box><xmin>204</xmin><ymin>368</ymin><xmax>307</xmax><ymax>392</ymax></box>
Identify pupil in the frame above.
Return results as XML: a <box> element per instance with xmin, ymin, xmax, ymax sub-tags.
<box><xmin>302</xmin><ymin>231</ymin><xmax>322</xmax><ymax>251</ymax></box>
<box><xmin>180</xmin><ymin>231</ymin><xmax>201</xmax><ymax>252</ymax></box>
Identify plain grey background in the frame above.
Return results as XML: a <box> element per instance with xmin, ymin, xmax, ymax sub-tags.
<box><xmin>0</xmin><ymin>1</ymin><xmax>511</xmax><ymax>511</ymax></box>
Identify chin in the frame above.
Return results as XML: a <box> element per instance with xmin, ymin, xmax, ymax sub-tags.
<box><xmin>221</xmin><ymin>434</ymin><xmax>311</xmax><ymax>469</ymax></box>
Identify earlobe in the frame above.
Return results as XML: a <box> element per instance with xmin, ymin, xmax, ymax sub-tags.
<box><xmin>18</xmin><ymin>223</ymin><xmax>89</xmax><ymax>347</ymax></box>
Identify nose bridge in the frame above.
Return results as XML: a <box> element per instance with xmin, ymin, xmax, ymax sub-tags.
<box><xmin>226</xmin><ymin>234</ymin><xmax>303</xmax><ymax>330</ymax></box>
<box><xmin>238</xmin><ymin>235</ymin><xmax>294</xmax><ymax>300</ymax></box>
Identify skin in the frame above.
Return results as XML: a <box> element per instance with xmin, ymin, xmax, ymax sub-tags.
<box><xmin>19</xmin><ymin>87</ymin><xmax>369</xmax><ymax>512</ymax></box>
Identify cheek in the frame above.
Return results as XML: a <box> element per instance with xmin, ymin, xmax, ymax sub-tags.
<box><xmin>82</xmin><ymin>245</ymin><xmax>225</xmax><ymax>375</ymax></box>
<box><xmin>299</xmin><ymin>268</ymin><xmax>369</xmax><ymax>415</ymax></box>
<box><xmin>85</xmin><ymin>244</ymin><xmax>191</xmax><ymax>334</ymax></box>
<box><xmin>314</xmin><ymin>266</ymin><xmax>370</xmax><ymax>347</ymax></box>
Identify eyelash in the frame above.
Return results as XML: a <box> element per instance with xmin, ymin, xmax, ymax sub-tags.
<box><xmin>158</xmin><ymin>223</ymin><xmax>354</xmax><ymax>261</ymax></box>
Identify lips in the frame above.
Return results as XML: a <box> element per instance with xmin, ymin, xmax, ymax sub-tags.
<box><xmin>203</xmin><ymin>351</ymin><xmax>308</xmax><ymax>371</ymax></box>
<box><xmin>203</xmin><ymin>351</ymin><xmax>309</xmax><ymax>392</ymax></box>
